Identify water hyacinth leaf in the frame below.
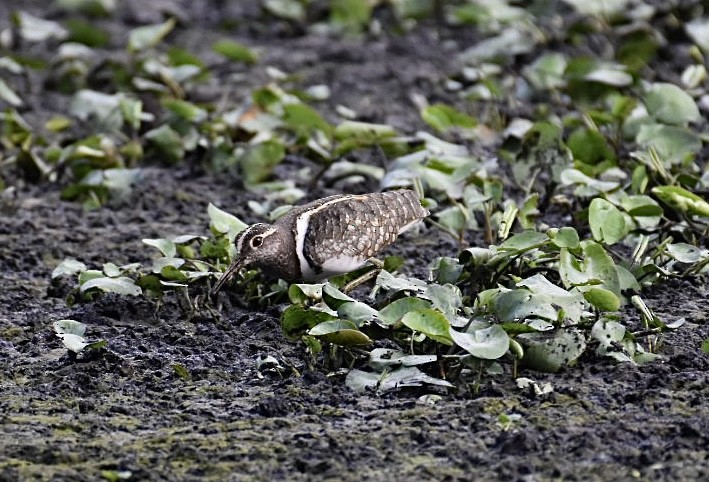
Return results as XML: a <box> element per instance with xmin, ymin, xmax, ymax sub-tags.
<box><xmin>334</xmin><ymin>121</ymin><xmax>397</xmax><ymax>141</ymax></box>
<box><xmin>102</xmin><ymin>262</ymin><xmax>121</xmax><ymax>278</ymax></box>
<box><xmin>583</xmin><ymin>65</ymin><xmax>633</xmax><ymax>87</ymax></box>
<box><xmin>14</xmin><ymin>11</ymin><xmax>68</xmax><ymax>42</ymax></box>
<box><xmin>240</xmin><ymin>141</ymin><xmax>286</xmax><ymax>185</ymax></box>
<box><xmin>421</xmin><ymin>104</ymin><xmax>476</xmax><ymax>133</ymax></box>
<box><xmin>53</xmin><ymin>319</ymin><xmax>87</xmax><ymax>337</ymax></box>
<box><xmin>308</xmin><ymin>320</ymin><xmax>372</xmax><ymax>346</ymax></box>
<box><xmin>686</xmin><ymin>18</ymin><xmax>709</xmax><ymax>52</ymax></box>
<box><xmin>524</xmin><ymin>53</ymin><xmax>567</xmax><ymax>89</ymax></box>
<box><xmin>401</xmin><ymin>308</ymin><xmax>453</xmax><ymax>345</ymax></box>
<box><xmin>431</xmin><ymin>257</ymin><xmax>464</xmax><ymax>285</ymax></box>
<box><xmin>212</xmin><ymin>39</ymin><xmax>258</xmax><ymax>64</ymax></box>
<box><xmin>163</xmin><ymin>99</ymin><xmax>208</xmax><ymax>123</ymax></box>
<box><xmin>331</xmin><ymin>0</ymin><xmax>371</xmax><ymax>33</ymax></box>
<box><xmin>282</xmin><ymin>103</ymin><xmax>332</xmax><ymax>138</ymax></box>
<box><xmin>52</xmin><ymin>258</ymin><xmax>87</xmax><ymax>278</ymax></box>
<box><xmin>142</xmin><ymin>238</ymin><xmax>177</xmax><ymax>258</ymax></box>
<box><xmin>665</xmin><ymin>243</ymin><xmax>706</xmax><ymax>263</ymax></box>
<box><xmin>337</xmin><ymin>301</ymin><xmax>379</xmax><ymax>326</ymax></box>
<box><xmin>591</xmin><ymin>319</ymin><xmax>626</xmax><ymax>348</ymax></box>
<box><xmin>78</xmin><ymin>269</ymin><xmax>104</xmax><ymax>285</ymax></box>
<box><xmin>375</xmin><ymin>270</ymin><xmax>427</xmax><ymax>294</ymax></box>
<box><xmin>518</xmin><ymin>329</ymin><xmax>587</xmax><ymax>373</ymax></box>
<box><xmin>589</xmin><ymin>198</ymin><xmax>626</xmax><ymax>245</ymax></box>
<box><xmin>160</xmin><ymin>265</ymin><xmax>188</xmax><ymax>282</ymax></box>
<box><xmin>144</xmin><ymin>124</ymin><xmax>184</xmax><ymax>163</ymax></box>
<box><xmin>459</xmin><ymin>27</ymin><xmax>534</xmax><ymax>64</ymax></box>
<box><xmin>80</xmin><ymin>276</ymin><xmax>142</xmax><ymax>296</ymax></box>
<box><xmin>128</xmin><ymin>18</ymin><xmax>176</xmax><ymax>52</ymax></box>
<box><xmin>263</xmin><ymin>0</ymin><xmax>306</xmax><ymax>21</ymax></box>
<box><xmin>345</xmin><ymin>367</ymin><xmax>453</xmax><ymax>393</ymax></box>
<box><xmin>288</xmin><ymin>283</ymin><xmax>326</xmax><ymax>304</ymax></box>
<box><xmin>424</xmin><ymin>284</ymin><xmax>463</xmax><ymax>321</ymax></box>
<box><xmin>377</xmin><ymin>297</ymin><xmax>431</xmax><ymax>326</ymax></box>
<box><xmin>0</xmin><ymin>79</ymin><xmax>23</xmax><ymax>107</ymax></box>
<box><xmin>582</xmin><ymin>241</ymin><xmax>620</xmax><ymax>295</ymax></box>
<box><xmin>368</xmin><ymin>348</ymin><xmax>437</xmax><ymax>370</ymax></box>
<box><xmin>567</xmin><ymin>128</ymin><xmax>616</xmax><ymax>166</ymax></box>
<box><xmin>549</xmin><ymin>227</ymin><xmax>580</xmax><ymax>249</ymax></box>
<box><xmin>644</xmin><ymin>83</ymin><xmax>700</xmax><ymax>125</ymax></box>
<box><xmin>493</xmin><ymin>289</ymin><xmax>558</xmax><ymax>323</ymax></box>
<box><xmin>636</xmin><ymin>124</ymin><xmax>701</xmax><ymax>164</ymax></box>
<box><xmin>518</xmin><ymin>274</ymin><xmax>584</xmax><ymax>323</ymax></box>
<box><xmin>651</xmin><ymin>185</ymin><xmax>709</xmax><ymax>217</ymax></box>
<box><xmin>583</xmin><ymin>287</ymin><xmax>621</xmax><ymax>312</ymax></box>
<box><xmin>208</xmin><ymin>203</ymin><xmax>248</xmax><ymax>235</ymax></box>
<box><xmin>450</xmin><ymin>325</ymin><xmax>509</xmax><ymax>360</ymax></box>
<box><xmin>281</xmin><ymin>305</ymin><xmax>337</xmax><ymax>339</ymax></box>
<box><xmin>498</xmin><ymin>231</ymin><xmax>549</xmax><ymax>252</ymax></box>
<box><xmin>56</xmin><ymin>333</ymin><xmax>89</xmax><ymax>353</ymax></box>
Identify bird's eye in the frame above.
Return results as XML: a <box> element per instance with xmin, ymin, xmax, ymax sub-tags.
<box><xmin>250</xmin><ymin>236</ymin><xmax>263</xmax><ymax>248</ymax></box>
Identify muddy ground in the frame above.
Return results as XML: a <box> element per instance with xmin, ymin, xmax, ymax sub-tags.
<box><xmin>1</xmin><ymin>1</ymin><xmax>708</xmax><ymax>481</ymax></box>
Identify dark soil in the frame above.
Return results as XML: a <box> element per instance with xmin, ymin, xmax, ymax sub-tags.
<box><xmin>2</xmin><ymin>2</ymin><xmax>708</xmax><ymax>481</ymax></box>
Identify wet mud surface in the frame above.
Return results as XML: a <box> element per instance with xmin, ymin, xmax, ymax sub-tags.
<box><xmin>2</xmin><ymin>1</ymin><xmax>708</xmax><ymax>480</ymax></box>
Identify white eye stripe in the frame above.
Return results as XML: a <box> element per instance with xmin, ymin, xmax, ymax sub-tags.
<box><xmin>242</xmin><ymin>227</ymin><xmax>277</xmax><ymax>251</ymax></box>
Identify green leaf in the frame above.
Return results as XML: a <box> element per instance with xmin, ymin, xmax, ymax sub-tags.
<box><xmin>142</xmin><ymin>238</ymin><xmax>177</xmax><ymax>258</ymax></box>
<box><xmin>212</xmin><ymin>39</ymin><xmax>258</xmax><ymax>64</ymax></box>
<box><xmin>240</xmin><ymin>141</ymin><xmax>286</xmax><ymax>185</ymax></box>
<box><xmin>308</xmin><ymin>320</ymin><xmax>372</xmax><ymax>346</ymax></box>
<box><xmin>591</xmin><ymin>319</ymin><xmax>626</xmax><ymax>349</ymax></box>
<box><xmin>636</xmin><ymin>124</ymin><xmax>701</xmax><ymax>164</ymax></box>
<box><xmin>208</xmin><ymin>203</ymin><xmax>248</xmax><ymax>235</ymax></box>
<box><xmin>492</xmin><ymin>289</ymin><xmax>558</xmax><ymax>323</ymax></box>
<box><xmin>65</xmin><ymin>18</ymin><xmax>110</xmax><ymax>47</ymax></box>
<box><xmin>582</xmin><ymin>241</ymin><xmax>621</xmax><ymax>295</ymax></box>
<box><xmin>421</xmin><ymin>104</ymin><xmax>476</xmax><ymax>133</ymax></box>
<box><xmin>144</xmin><ymin>124</ymin><xmax>184</xmax><ymax>163</ymax></box>
<box><xmin>652</xmin><ymin>185</ymin><xmax>709</xmax><ymax>217</ymax></box>
<box><xmin>263</xmin><ymin>0</ymin><xmax>306</xmax><ymax>21</ymax></box>
<box><xmin>128</xmin><ymin>18</ymin><xmax>176</xmax><ymax>52</ymax></box>
<box><xmin>52</xmin><ymin>258</ymin><xmax>87</xmax><ymax>278</ymax></box>
<box><xmin>281</xmin><ymin>305</ymin><xmax>337</xmax><ymax>339</ymax></box>
<box><xmin>518</xmin><ymin>274</ymin><xmax>585</xmax><ymax>323</ymax></box>
<box><xmin>162</xmin><ymin>99</ymin><xmax>208</xmax><ymax>123</ymax></box>
<box><xmin>346</xmin><ymin>367</ymin><xmax>453</xmax><ymax>393</ymax></box>
<box><xmin>498</xmin><ymin>231</ymin><xmax>549</xmax><ymax>252</ymax></box>
<box><xmin>282</xmin><ymin>103</ymin><xmax>332</xmax><ymax>138</ymax></box>
<box><xmin>701</xmin><ymin>338</ymin><xmax>709</xmax><ymax>354</ymax></box>
<box><xmin>518</xmin><ymin>329</ymin><xmax>587</xmax><ymax>373</ymax></box>
<box><xmin>377</xmin><ymin>297</ymin><xmax>431</xmax><ymax>326</ymax></box>
<box><xmin>589</xmin><ymin>198</ymin><xmax>626</xmax><ymax>245</ymax></box>
<box><xmin>14</xmin><ymin>11</ymin><xmax>68</xmax><ymax>42</ymax></box>
<box><xmin>450</xmin><ymin>325</ymin><xmax>510</xmax><ymax>359</ymax></box>
<box><xmin>337</xmin><ymin>301</ymin><xmax>378</xmax><ymax>326</ymax></box>
<box><xmin>644</xmin><ymin>82</ymin><xmax>700</xmax><ymax>125</ymax></box>
<box><xmin>583</xmin><ymin>287</ymin><xmax>621</xmax><ymax>311</ymax></box>
<box><xmin>53</xmin><ymin>319</ymin><xmax>87</xmax><ymax>337</ymax></box>
<box><xmin>80</xmin><ymin>276</ymin><xmax>142</xmax><ymax>296</ymax></box>
<box><xmin>665</xmin><ymin>243</ymin><xmax>706</xmax><ymax>263</ymax></box>
<box><xmin>288</xmin><ymin>283</ymin><xmax>325</xmax><ymax>304</ymax></box>
<box><xmin>567</xmin><ymin>128</ymin><xmax>616</xmax><ymax>165</ymax></box>
<box><xmin>549</xmin><ymin>227</ymin><xmax>580</xmax><ymax>249</ymax></box>
<box><xmin>401</xmin><ymin>308</ymin><xmax>453</xmax><ymax>345</ymax></box>
<box><xmin>368</xmin><ymin>348</ymin><xmax>437</xmax><ymax>370</ymax></box>
<box><xmin>331</xmin><ymin>0</ymin><xmax>372</xmax><ymax>33</ymax></box>
<box><xmin>0</xmin><ymin>78</ymin><xmax>23</xmax><ymax>107</ymax></box>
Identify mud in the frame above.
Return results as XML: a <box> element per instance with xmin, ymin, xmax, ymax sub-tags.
<box><xmin>1</xmin><ymin>1</ymin><xmax>708</xmax><ymax>480</ymax></box>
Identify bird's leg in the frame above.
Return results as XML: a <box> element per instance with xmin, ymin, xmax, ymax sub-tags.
<box><xmin>341</xmin><ymin>258</ymin><xmax>385</xmax><ymax>293</ymax></box>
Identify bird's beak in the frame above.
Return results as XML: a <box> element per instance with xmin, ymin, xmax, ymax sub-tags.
<box><xmin>210</xmin><ymin>258</ymin><xmax>245</xmax><ymax>297</ymax></box>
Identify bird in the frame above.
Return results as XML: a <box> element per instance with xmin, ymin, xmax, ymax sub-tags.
<box><xmin>210</xmin><ymin>189</ymin><xmax>429</xmax><ymax>295</ymax></box>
